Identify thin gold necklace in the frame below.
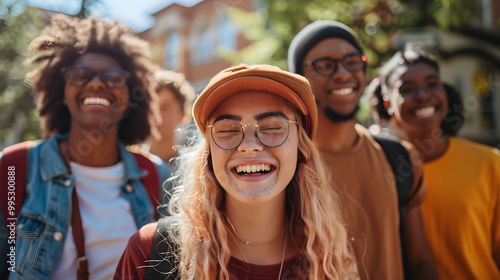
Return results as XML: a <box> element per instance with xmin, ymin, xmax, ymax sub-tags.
<box><xmin>232</xmin><ymin>230</ymin><xmax>288</xmax><ymax>280</ymax></box>
<box><xmin>226</xmin><ymin>216</ymin><xmax>288</xmax><ymax>245</ymax></box>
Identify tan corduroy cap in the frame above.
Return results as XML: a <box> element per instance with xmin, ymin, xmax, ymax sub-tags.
<box><xmin>193</xmin><ymin>64</ymin><xmax>318</xmax><ymax>138</ymax></box>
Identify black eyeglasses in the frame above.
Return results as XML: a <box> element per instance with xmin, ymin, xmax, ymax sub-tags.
<box><xmin>61</xmin><ymin>66</ymin><xmax>130</xmax><ymax>89</ymax></box>
<box><xmin>305</xmin><ymin>53</ymin><xmax>366</xmax><ymax>76</ymax></box>
<box><xmin>208</xmin><ymin>115</ymin><xmax>299</xmax><ymax>150</ymax></box>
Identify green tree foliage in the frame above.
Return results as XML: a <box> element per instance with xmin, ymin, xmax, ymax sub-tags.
<box><xmin>223</xmin><ymin>0</ymin><xmax>483</xmax><ymax>121</ymax></box>
<box><xmin>226</xmin><ymin>0</ymin><xmax>482</xmax><ymax>69</ymax></box>
<box><xmin>397</xmin><ymin>0</ymin><xmax>480</xmax><ymax>28</ymax></box>
<box><xmin>0</xmin><ymin>0</ymin><xmax>102</xmax><ymax>147</ymax></box>
<box><xmin>0</xmin><ymin>1</ymin><xmax>44</xmax><ymax>146</ymax></box>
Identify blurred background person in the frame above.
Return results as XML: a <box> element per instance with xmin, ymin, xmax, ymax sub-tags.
<box><xmin>366</xmin><ymin>77</ymin><xmax>462</xmax><ymax>140</ymax></box>
<box><xmin>145</xmin><ymin>69</ymin><xmax>195</xmax><ymax>166</ymax></box>
<box><xmin>288</xmin><ymin>20</ymin><xmax>438</xmax><ymax>280</ymax></box>
<box><xmin>377</xmin><ymin>45</ymin><xmax>500</xmax><ymax>279</ymax></box>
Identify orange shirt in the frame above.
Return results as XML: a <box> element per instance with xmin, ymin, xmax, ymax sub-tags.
<box><xmin>321</xmin><ymin>124</ymin><xmax>426</xmax><ymax>280</ymax></box>
<box><xmin>421</xmin><ymin>137</ymin><xmax>500</xmax><ymax>280</ymax></box>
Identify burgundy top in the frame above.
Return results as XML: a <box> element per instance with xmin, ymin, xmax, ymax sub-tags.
<box><xmin>113</xmin><ymin>222</ymin><xmax>301</xmax><ymax>280</ymax></box>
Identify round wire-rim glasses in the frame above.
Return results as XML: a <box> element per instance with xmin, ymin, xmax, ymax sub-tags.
<box><xmin>207</xmin><ymin>115</ymin><xmax>299</xmax><ymax>150</ymax></box>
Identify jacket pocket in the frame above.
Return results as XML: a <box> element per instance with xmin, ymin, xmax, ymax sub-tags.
<box><xmin>15</xmin><ymin>213</ymin><xmax>45</xmax><ymax>276</ymax></box>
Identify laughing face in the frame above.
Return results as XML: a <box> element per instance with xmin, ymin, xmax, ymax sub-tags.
<box><xmin>387</xmin><ymin>62</ymin><xmax>448</xmax><ymax>133</ymax></box>
<box><xmin>63</xmin><ymin>52</ymin><xmax>130</xmax><ymax>131</ymax></box>
<box><xmin>302</xmin><ymin>38</ymin><xmax>365</xmax><ymax>120</ymax></box>
<box><xmin>207</xmin><ymin>91</ymin><xmax>299</xmax><ymax>205</ymax></box>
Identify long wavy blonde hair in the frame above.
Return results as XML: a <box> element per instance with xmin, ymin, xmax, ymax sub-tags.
<box><xmin>167</xmin><ymin>117</ymin><xmax>358</xmax><ymax>279</ymax></box>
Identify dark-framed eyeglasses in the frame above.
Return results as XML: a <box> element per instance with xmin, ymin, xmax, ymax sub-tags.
<box><xmin>61</xmin><ymin>66</ymin><xmax>130</xmax><ymax>89</ymax></box>
<box><xmin>305</xmin><ymin>53</ymin><xmax>366</xmax><ymax>76</ymax></box>
<box><xmin>207</xmin><ymin>115</ymin><xmax>299</xmax><ymax>150</ymax></box>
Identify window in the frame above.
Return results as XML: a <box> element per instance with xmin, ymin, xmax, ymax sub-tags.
<box><xmin>218</xmin><ymin>17</ymin><xmax>237</xmax><ymax>51</ymax></box>
<box><xmin>198</xmin><ymin>29</ymin><xmax>214</xmax><ymax>63</ymax></box>
<box><xmin>164</xmin><ymin>32</ymin><xmax>181</xmax><ymax>70</ymax></box>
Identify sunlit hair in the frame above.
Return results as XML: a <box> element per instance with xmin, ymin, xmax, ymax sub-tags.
<box><xmin>155</xmin><ymin>69</ymin><xmax>196</xmax><ymax>116</ymax></box>
<box><xmin>25</xmin><ymin>14</ymin><xmax>159</xmax><ymax>144</ymax></box>
<box><xmin>167</xmin><ymin>116</ymin><xmax>358</xmax><ymax>279</ymax></box>
<box><xmin>378</xmin><ymin>45</ymin><xmax>439</xmax><ymax>93</ymax></box>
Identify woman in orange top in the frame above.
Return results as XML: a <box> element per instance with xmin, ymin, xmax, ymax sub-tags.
<box><xmin>376</xmin><ymin>46</ymin><xmax>500</xmax><ymax>280</ymax></box>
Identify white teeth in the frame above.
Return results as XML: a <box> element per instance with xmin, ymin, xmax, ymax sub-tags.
<box><xmin>236</xmin><ymin>163</ymin><xmax>271</xmax><ymax>174</ymax></box>
<box><xmin>83</xmin><ymin>97</ymin><xmax>110</xmax><ymax>107</ymax></box>
<box><xmin>331</xmin><ymin>88</ymin><xmax>353</xmax><ymax>96</ymax></box>
<box><xmin>415</xmin><ymin>107</ymin><xmax>435</xmax><ymax>117</ymax></box>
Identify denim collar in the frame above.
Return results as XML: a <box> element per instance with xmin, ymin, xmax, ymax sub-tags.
<box><xmin>40</xmin><ymin>133</ymin><xmax>146</xmax><ymax>181</ymax></box>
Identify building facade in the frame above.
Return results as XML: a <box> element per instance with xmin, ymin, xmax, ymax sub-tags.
<box><xmin>139</xmin><ymin>0</ymin><xmax>256</xmax><ymax>93</ymax></box>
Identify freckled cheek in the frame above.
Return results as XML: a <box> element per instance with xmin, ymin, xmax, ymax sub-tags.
<box><xmin>278</xmin><ymin>140</ymin><xmax>298</xmax><ymax>173</ymax></box>
<box><xmin>209</xmin><ymin>148</ymin><xmax>231</xmax><ymax>182</ymax></box>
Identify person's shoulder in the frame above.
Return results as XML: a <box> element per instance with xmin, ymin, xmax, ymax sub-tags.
<box><xmin>0</xmin><ymin>139</ymin><xmax>44</xmax><ymax>160</ymax></box>
<box><xmin>355</xmin><ymin>123</ymin><xmax>371</xmax><ymax>135</ymax></box>
<box><xmin>357</xmin><ymin>124</ymin><xmax>394</xmax><ymax>144</ymax></box>
<box><xmin>453</xmin><ymin>137</ymin><xmax>499</xmax><ymax>152</ymax></box>
<box><xmin>452</xmin><ymin>137</ymin><xmax>500</xmax><ymax>160</ymax></box>
<box><xmin>399</xmin><ymin>138</ymin><xmax>419</xmax><ymax>155</ymax></box>
<box><xmin>356</xmin><ymin>124</ymin><xmax>378</xmax><ymax>146</ymax></box>
<box><xmin>127</xmin><ymin>147</ymin><xmax>171</xmax><ymax>177</ymax></box>
<box><xmin>148</xmin><ymin>153</ymin><xmax>172</xmax><ymax>182</ymax></box>
<box><xmin>114</xmin><ymin>222</ymin><xmax>160</xmax><ymax>280</ymax></box>
<box><xmin>147</xmin><ymin>153</ymin><xmax>169</xmax><ymax>169</ymax></box>
<box><xmin>365</xmin><ymin>128</ymin><xmax>424</xmax><ymax>167</ymax></box>
<box><xmin>362</xmin><ymin>124</ymin><xmax>415</xmax><ymax>152</ymax></box>
<box><xmin>133</xmin><ymin>222</ymin><xmax>158</xmax><ymax>245</ymax></box>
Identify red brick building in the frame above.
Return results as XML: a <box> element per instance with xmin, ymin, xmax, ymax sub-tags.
<box><xmin>139</xmin><ymin>0</ymin><xmax>256</xmax><ymax>93</ymax></box>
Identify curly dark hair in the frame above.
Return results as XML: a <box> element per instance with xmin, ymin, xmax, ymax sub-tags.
<box><xmin>26</xmin><ymin>14</ymin><xmax>159</xmax><ymax>145</ymax></box>
<box><xmin>441</xmin><ymin>82</ymin><xmax>464</xmax><ymax>136</ymax></box>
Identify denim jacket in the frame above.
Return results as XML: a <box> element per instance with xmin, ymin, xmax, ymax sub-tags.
<box><xmin>0</xmin><ymin>133</ymin><xmax>170</xmax><ymax>280</ymax></box>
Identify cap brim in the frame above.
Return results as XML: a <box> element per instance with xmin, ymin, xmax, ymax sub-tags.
<box><xmin>197</xmin><ymin>76</ymin><xmax>308</xmax><ymax>132</ymax></box>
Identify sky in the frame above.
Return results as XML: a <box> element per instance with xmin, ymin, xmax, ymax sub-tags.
<box><xmin>24</xmin><ymin>0</ymin><xmax>202</xmax><ymax>32</ymax></box>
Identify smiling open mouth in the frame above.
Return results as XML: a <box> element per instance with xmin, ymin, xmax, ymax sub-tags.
<box><xmin>414</xmin><ymin>106</ymin><xmax>436</xmax><ymax>118</ymax></box>
<box><xmin>329</xmin><ymin>88</ymin><xmax>354</xmax><ymax>96</ymax></box>
<box><xmin>83</xmin><ymin>97</ymin><xmax>111</xmax><ymax>107</ymax></box>
<box><xmin>235</xmin><ymin>163</ymin><xmax>272</xmax><ymax>175</ymax></box>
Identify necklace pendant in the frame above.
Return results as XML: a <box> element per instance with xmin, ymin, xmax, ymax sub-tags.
<box><xmin>246</xmin><ymin>241</ymin><xmax>250</xmax><ymax>245</ymax></box>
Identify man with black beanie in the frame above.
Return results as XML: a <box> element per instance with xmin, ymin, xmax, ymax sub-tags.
<box><xmin>288</xmin><ymin>20</ymin><xmax>438</xmax><ymax>280</ymax></box>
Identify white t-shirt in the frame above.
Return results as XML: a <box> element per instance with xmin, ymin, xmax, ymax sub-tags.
<box><xmin>53</xmin><ymin>161</ymin><xmax>137</xmax><ymax>280</ymax></box>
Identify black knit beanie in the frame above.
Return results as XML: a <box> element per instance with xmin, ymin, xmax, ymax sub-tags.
<box><xmin>287</xmin><ymin>20</ymin><xmax>365</xmax><ymax>75</ymax></box>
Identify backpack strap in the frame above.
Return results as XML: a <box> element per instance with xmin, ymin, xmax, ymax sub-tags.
<box><xmin>133</xmin><ymin>153</ymin><xmax>160</xmax><ymax>220</ymax></box>
<box><xmin>373</xmin><ymin>135</ymin><xmax>414</xmax><ymax>212</ymax></box>
<box><xmin>1</xmin><ymin>141</ymin><xmax>32</xmax><ymax>229</ymax></box>
<box><xmin>372</xmin><ymin>134</ymin><xmax>413</xmax><ymax>280</ymax></box>
<box><xmin>145</xmin><ymin>216</ymin><xmax>179</xmax><ymax>280</ymax></box>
